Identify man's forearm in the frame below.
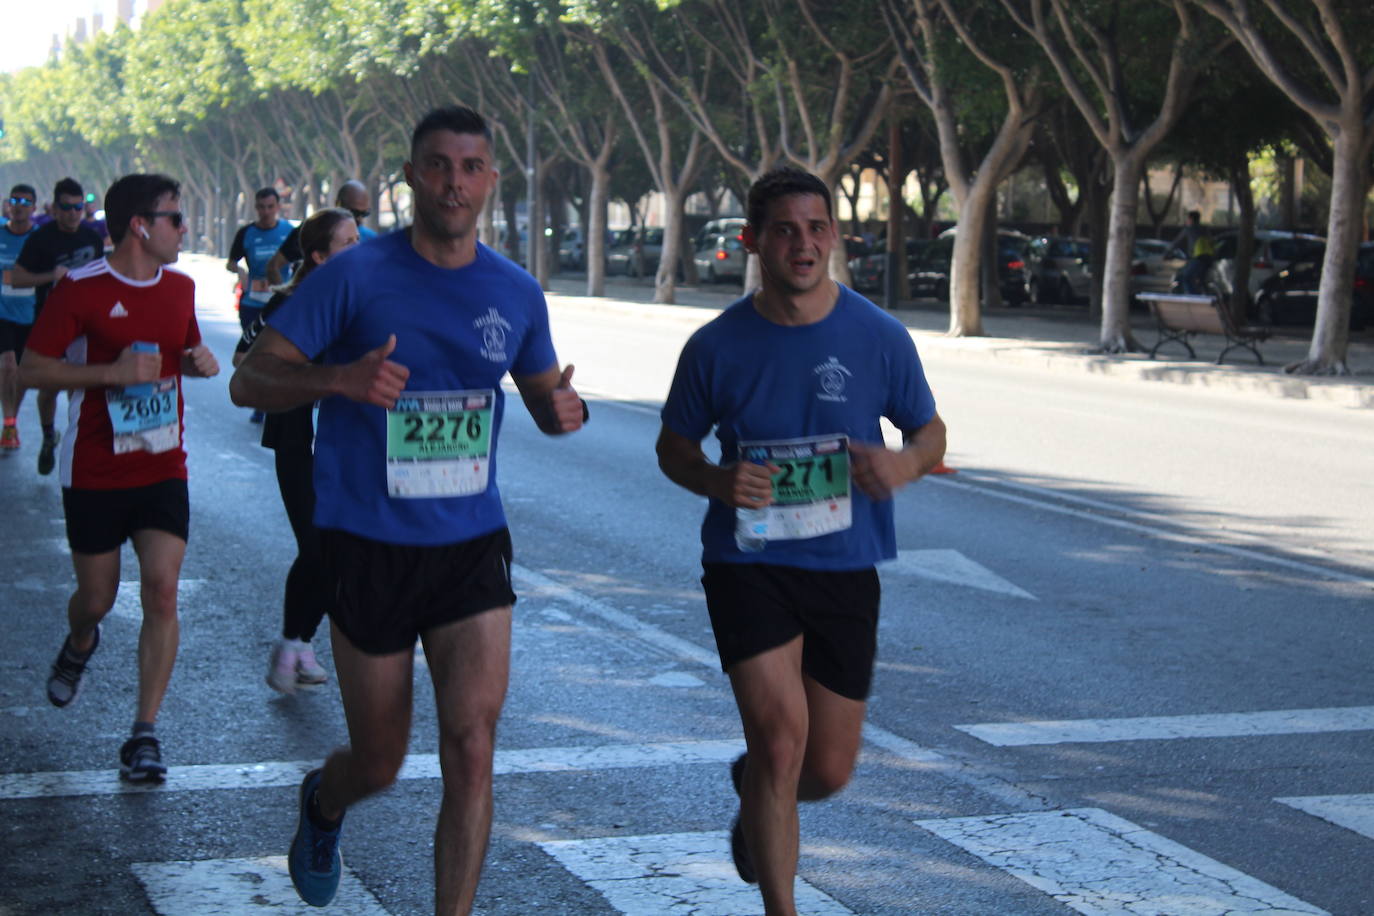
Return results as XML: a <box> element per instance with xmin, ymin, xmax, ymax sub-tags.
<box><xmin>901</xmin><ymin>415</ymin><xmax>947</xmax><ymax>480</ymax></box>
<box><xmin>20</xmin><ymin>357</ymin><xmax>117</xmax><ymax>392</ymax></box>
<box><xmin>9</xmin><ymin>266</ymin><xmax>50</xmax><ymax>289</ymax></box>
<box><xmin>230</xmin><ymin>353</ymin><xmax>340</xmax><ymax>411</ymax></box>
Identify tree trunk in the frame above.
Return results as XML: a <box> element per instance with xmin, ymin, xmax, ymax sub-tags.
<box><xmin>585</xmin><ymin>163</ymin><xmax>611</xmax><ymax>297</ymax></box>
<box><xmin>1226</xmin><ymin>152</ymin><xmax>1256</xmax><ymax>325</ymax></box>
<box><xmin>1100</xmin><ymin>152</ymin><xmax>1146</xmax><ymax>352</ymax></box>
<box><xmin>654</xmin><ymin>188</ymin><xmax>689</xmax><ymax>303</ymax></box>
<box><xmin>1292</xmin><ymin>129</ymin><xmax>1362</xmax><ymax>375</ymax></box>
<box><xmin>948</xmin><ymin>178</ymin><xmax>995</xmax><ymax>336</ymax></box>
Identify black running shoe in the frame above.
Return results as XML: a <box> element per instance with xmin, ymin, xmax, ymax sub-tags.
<box><xmin>47</xmin><ymin>626</ymin><xmax>100</xmax><ymax>708</ymax></box>
<box><xmin>37</xmin><ymin>430</ymin><xmax>58</xmax><ymax>476</ymax></box>
<box><xmin>120</xmin><ymin>734</ymin><xmax>167</xmax><ymax>783</ymax></box>
<box><xmin>728</xmin><ymin>753</ymin><xmax>756</xmax><ymax>883</ymax></box>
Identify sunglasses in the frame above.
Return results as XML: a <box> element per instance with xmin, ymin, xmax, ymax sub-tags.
<box><xmin>141</xmin><ymin>210</ymin><xmax>185</xmax><ymax>229</ymax></box>
<box><xmin>350</xmin><ymin>208</ymin><xmax>371</xmax><ymax>220</ymax></box>
<box><xmin>8</xmin><ymin>197</ymin><xmax>34</xmax><ymax>207</ymax></box>
<box><xmin>56</xmin><ymin>202</ymin><xmax>85</xmax><ymax>212</ymax></box>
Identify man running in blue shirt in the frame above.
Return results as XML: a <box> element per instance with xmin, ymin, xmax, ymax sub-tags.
<box><xmin>0</xmin><ymin>183</ymin><xmax>40</xmax><ymax>453</ymax></box>
<box><xmin>230</xmin><ymin>106</ymin><xmax>587</xmax><ymax>914</ymax></box>
<box><xmin>658</xmin><ymin>167</ymin><xmax>947</xmax><ymax>916</ymax></box>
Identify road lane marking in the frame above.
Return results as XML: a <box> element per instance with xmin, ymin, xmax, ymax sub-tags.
<box><xmin>931</xmin><ymin>474</ymin><xmax>1374</xmax><ymax>587</ymax></box>
<box><xmin>916</xmin><ymin>807</ymin><xmax>1327</xmax><ymax>915</ymax></box>
<box><xmin>1276</xmin><ymin>794</ymin><xmax>1374</xmax><ymax>840</ymax></box>
<box><xmin>0</xmin><ymin>739</ymin><xmax>745</xmax><ymax>800</ymax></box>
<box><xmin>883</xmin><ymin>549</ymin><xmax>1036</xmax><ymax>599</ymax></box>
<box><xmin>132</xmin><ymin>856</ymin><xmax>389</xmax><ymax>915</ymax></box>
<box><xmin>538</xmin><ymin>831</ymin><xmax>855</xmax><ymax>915</ymax></box>
<box><xmin>956</xmin><ymin>706</ymin><xmax>1374</xmax><ymax>747</ymax></box>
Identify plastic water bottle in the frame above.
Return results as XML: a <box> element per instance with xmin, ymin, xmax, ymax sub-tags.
<box><xmin>735</xmin><ymin>503</ymin><xmax>767</xmax><ymax>553</ymax></box>
<box><xmin>735</xmin><ymin>447</ymin><xmax>769</xmax><ymax>552</ymax></box>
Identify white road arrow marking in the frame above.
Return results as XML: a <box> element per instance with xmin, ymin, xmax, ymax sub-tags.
<box><xmin>883</xmin><ymin>549</ymin><xmax>1036</xmax><ymax>600</ymax></box>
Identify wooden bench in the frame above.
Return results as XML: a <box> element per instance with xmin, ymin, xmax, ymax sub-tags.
<box><xmin>1137</xmin><ymin>292</ymin><xmax>1270</xmax><ymax>365</ymax></box>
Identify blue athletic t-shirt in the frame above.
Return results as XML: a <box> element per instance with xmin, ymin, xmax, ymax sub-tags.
<box><xmin>230</xmin><ymin>220</ymin><xmax>295</xmax><ymax>304</ymax></box>
<box><xmin>661</xmin><ymin>286</ymin><xmax>937</xmax><ymax>570</ymax></box>
<box><xmin>268</xmin><ymin>231</ymin><xmax>559</xmax><ymax>545</ymax></box>
<box><xmin>0</xmin><ymin>222</ymin><xmax>38</xmax><ymax>324</ymax></box>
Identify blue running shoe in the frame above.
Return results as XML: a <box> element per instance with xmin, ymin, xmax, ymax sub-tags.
<box><xmin>289</xmin><ymin>768</ymin><xmax>343</xmax><ymax>906</ymax></box>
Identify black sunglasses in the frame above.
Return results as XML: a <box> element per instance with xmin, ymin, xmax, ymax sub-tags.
<box><xmin>56</xmin><ymin>202</ymin><xmax>84</xmax><ymax>212</ymax></box>
<box><xmin>8</xmin><ymin>196</ymin><xmax>34</xmax><ymax>206</ymax></box>
<box><xmin>350</xmin><ymin>208</ymin><xmax>371</xmax><ymax>220</ymax></box>
<box><xmin>141</xmin><ymin>210</ymin><xmax>185</xmax><ymax>229</ymax></box>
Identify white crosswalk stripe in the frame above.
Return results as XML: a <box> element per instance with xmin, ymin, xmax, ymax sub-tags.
<box><xmin>956</xmin><ymin>706</ymin><xmax>1374</xmax><ymax>747</ymax></box>
<box><xmin>917</xmin><ymin>807</ymin><xmax>1328</xmax><ymax>915</ymax></box>
<box><xmin>1275</xmin><ymin>794</ymin><xmax>1374</xmax><ymax>841</ymax></box>
<box><xmin>539</xmin><ymin>831</ymin><xmax>855</xmax><ymax>915</ymax></box>
<box><xmin>132</xmin><ymin>856</ymin><xmax>389</xmax><ymax>915</ymax></box>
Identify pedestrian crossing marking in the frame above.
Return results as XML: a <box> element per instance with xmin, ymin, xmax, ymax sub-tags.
<box><xmin>538</xmin><ymin>831</ymin><xmax>855</xmax><ymax>915</ymax></box>
<box><xmin>883</xmin><ymin>549</ymin><xmax>1036</xmax><ymax>600</ymax></box>
<box><xmin>1276</xmin><ymin>794</ymin><xmax>1374</xmax><ymax>841</ymax></box>
<box><xmin>957</xmin><ymin>705</ymin><xmax>1374</xmax><ymax>746</ymax></box>
<box><xmin>132</xmin><ymin>856</ymin><xmax>389</xmax><ymax>914</ymax></box>
<box><xmin>0</xmin><ymin>738</ymin><xmax>744</xmax><ymax>800</ymax></box>
<box><xmin>916</xmin><ymin>807</ymin><xmax>1327</xmax><ymax>915</ymax></box>
<box><xmin>110</xmin><ymin>578</ymin><xmax>208</xmax><ymax>620</ymax></box>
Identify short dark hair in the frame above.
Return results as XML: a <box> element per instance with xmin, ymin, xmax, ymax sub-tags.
<box><xmin>54</xmin><ymin>177</ymin><xmax>83</xmax><ymax>201</ymax></box>
<box><xmin>1187</xmin><ymin>210</ymin><xmax>1201</xmax><ymax>223</ymax></box>
<box><xmin>105</xmin><ymin>174</ymin><xmax>180</xmax><ymax>245</ymax></box>
<box><xmin>411</xmin><ymin>106</ymin><xmax>493</xmax><ymax>161</ymax></box>
<box><xmin>746</xmin><ymin>167</ymin><xmax>833</xmax><ymax>230</ymax></box>
<box><xmin>255</xmin><ymin>187</ymin><xmax>280</xmax><ymax>203</ymax></box>
<box><xmin>10</xmin><ymin>184</ymin><xmax>36</xmax><ymax>199</ymax></box>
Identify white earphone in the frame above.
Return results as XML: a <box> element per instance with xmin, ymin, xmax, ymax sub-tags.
<box><xmin>139</xmin><ymin>227</ymin><xmax>150</xmax><ymax>239</ymax></box>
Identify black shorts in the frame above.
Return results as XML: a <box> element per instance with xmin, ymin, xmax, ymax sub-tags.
<box><xmin>702</xmin><ymin>562</ymin><xmax>881</xmax><ymax>701</ymax></box>
<box><xmin>62</xmin><ymin>479</ymin><xmax>190</xmax><ymax>555</ymax></box>
<box><xmin>0</xmin><ymin>318</ymin><xmax>30</xmax><ymax>356</ymax></box>
<box><xmin>321</xmin><ymin>526</ymin><xmax>516</xmax><ymax>655</ymax></box>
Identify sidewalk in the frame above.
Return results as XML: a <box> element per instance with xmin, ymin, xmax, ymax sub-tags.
<box><xmin>545</xmin><ymin>274</ymin><xmax>1374</xmax><ymax>411</ymax></box>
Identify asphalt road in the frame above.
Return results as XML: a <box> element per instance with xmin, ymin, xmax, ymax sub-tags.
<box><xmin>0</xmin><ymin>254</ymin><xmax>1369</xmax><ymax>915</ymax></box>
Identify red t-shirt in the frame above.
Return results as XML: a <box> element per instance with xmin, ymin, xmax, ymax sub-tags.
<box><xmin>25</xmin><ymin>258</ymin><xmax>201</xmax><ymax>490</ymax></box>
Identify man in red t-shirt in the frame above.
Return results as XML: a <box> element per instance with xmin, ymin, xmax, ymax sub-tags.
<box><xmin>19</xmin><ymin>174</ymin><xmax>219</xmax><ymax>783</ymax></box>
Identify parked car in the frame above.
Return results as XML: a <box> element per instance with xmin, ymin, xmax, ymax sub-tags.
<box><xmin>1026</xmin><ymin>236</ymin><xmax>1091</xmax><ymax>304</ymax></box>
<box><xmin>847</xmin><ymin>238</ymin><xmax>931</xmax><ymax>292</ymax></box>
<box><xmin>694</xmin><ymin>216</ymin><xmax>746</xmax><ymax>251</ymax></box>
<box><xmin>1253</xmin><ymin>241</ymin><xmax>1374</xmax><ymax>330</ymax></box>
<box><xmin>606</xmin><ymin>227</ymin><xmax>667</xmax><ymax>276</ymax></box>
<box><xmin>908</xmin><ymin>229</ymin><xmax>1030</xmax><ymax>305</ymax></box>
<box><xmin>1130</xmin><ymin>238</ymin><xmax>1187</xmax><ymax>298</ymax></box>
<box><xmin>693</xmin><ymin>233</ymin><xmax>747</xmax><ymax>282</ymax></box>
<box><xmin>1211</xmin><ymin>229</ymin><xmax>1326</xmax><ymax>301</ymax></box>
<box><xmin>558</xmin><ymin>226</ymin><xmax>612</xmax><ymax>269</ymax></box>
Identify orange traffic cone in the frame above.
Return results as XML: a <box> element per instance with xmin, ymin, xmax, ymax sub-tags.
<box><xmin>929</xmin><ymin>461</ymin><xmax>957</xmax><ymax>475</ymax></box>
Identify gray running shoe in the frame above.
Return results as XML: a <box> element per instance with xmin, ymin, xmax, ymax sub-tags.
<box><xmin>47</xmin><ymin>626</ymin><xmax>100</xmax><ymax>707</ymax></box>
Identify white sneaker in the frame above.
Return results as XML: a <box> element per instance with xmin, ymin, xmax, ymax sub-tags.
<box><xmin>267</xmin><ymin>639</ymin><xmax>299</xmax><ymax>694</ymax></box>
<box><xmin>295</xmin><ymin>643</ymin><xmax>328</xmax><ymax>686</ymax></box>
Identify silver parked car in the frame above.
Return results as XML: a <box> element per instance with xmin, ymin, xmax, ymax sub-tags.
<box><xmin>1130</xmin><ymin>238</ymin><xmax>1187</xmax><ymax>298</ymax></box>
<box><xmin>1026</xmin><ymin>236</ymin><xmax>1091</xmax><ymax>304</ymax></box>
<box><xmin>693</xmin><ymin>234</ymin><xmax>747</xmax><ymax>282</ymax></box>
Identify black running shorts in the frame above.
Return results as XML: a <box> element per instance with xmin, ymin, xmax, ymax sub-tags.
<box><xmin>701</xmin><ymin>562</ymin><xmax>881</xmax><ymax>701</ymax></box>
<box><xmin>321</xmin><ymin>526</ymin><xmax>516</xmax><ymax>655</ymax></box>
<box><xmin>62</xmin><ymin>479</ymin><xmax>190</xmax><ymax>555</ymax></box>
<box><xmin>0</xmin><ymin>319</ymin><xmax>30</xmax><ymax>356</ymax></box>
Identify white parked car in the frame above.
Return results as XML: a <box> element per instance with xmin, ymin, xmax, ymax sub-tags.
<box><xmin>1211</xmin><ymin>229</ymin><xmax>1325</xmax><ymax>301</ymax></box>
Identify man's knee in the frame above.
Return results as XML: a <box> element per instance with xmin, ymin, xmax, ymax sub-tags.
<box><xmin>139</xmin><ymin>577</ymin><xmax>180</xmax><ymax>621</ymax></box>
<box><xmin>800</xmin><ymin>753</ymin><xmax>856</xmax><ymax>800</ymax></box>
<box><xmin>345</xmin><ymin>746</ymin><xmax>407</xmax><ymax>796</ymax></box>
